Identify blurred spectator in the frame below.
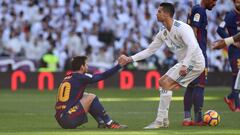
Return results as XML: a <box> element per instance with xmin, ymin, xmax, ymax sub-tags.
<box><xmin>0</xmin><ymin>0</ymin><xmax>235</xmax><ymax>72</ymax></box>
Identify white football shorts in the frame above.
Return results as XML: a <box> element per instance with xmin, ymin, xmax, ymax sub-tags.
<box><xmin>165</xmin><ymin>60</ymin><xmax>205</xmax><ymax>87</ymax></box>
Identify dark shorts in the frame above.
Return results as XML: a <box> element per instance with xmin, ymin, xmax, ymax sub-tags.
<box><xmin>56</xmin><ymin>102</ymin><xmax>88</xmax><ymax>129</ymax></box>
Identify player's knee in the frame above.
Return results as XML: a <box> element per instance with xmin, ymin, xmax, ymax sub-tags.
<box><xmin>159</xmin><ymin>79</ymin><xmax>170</xmax><ymax>90</ymax></box>
<box><xmin>87</xmin><ymin>93</ymin><xmax>96</xmax><ymax>101</ymax></box>
<box><xmin>88</xmin><ymin>93</ymin><xmax>96</xmax><ymax>98</ymax></box>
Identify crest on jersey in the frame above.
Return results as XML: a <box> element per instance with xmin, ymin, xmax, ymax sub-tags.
<box><xmin>163</xmin><ymin>30</ymin><xmax>167</xmax><ymax>36</ymax></box>
<box><xmin>193</xmin><ymin>13</ymin><xmax>200</xmax><ymax>22</ymax></box>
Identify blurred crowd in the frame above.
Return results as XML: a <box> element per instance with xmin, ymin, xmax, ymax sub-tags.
<box><xmin>0</xmin><ymin>0</ymin><xmax>235</xmax><ymax>72</ymax></box>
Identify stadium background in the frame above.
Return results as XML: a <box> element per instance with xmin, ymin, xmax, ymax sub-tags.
<box><xmin>0</xmin><ymin>0</ymin><xmax>235</xmax><ymax>73</ymax></box>
<box><xmin>0</xmin><ymin>0</ymin><xmax>240</xmax><ymax>135</ymax></box>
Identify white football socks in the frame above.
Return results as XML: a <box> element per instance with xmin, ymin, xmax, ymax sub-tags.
<box><xmin>155</xmin><ymin>88</ymin><xmax>173</xmax><ymax>122</ymax></box>
<box><xmin>234</xmin><ymin>70</ymin><xmax>240</xmax><ymax>90</ymax></box>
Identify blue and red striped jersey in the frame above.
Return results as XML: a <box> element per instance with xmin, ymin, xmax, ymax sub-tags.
<box><xmin>188</xmin><ymin>5</ymin><xmax>208</xmax><ymax>58</ymax></box>
<box><xmin>55</xmin><ymin>65</ymin><xmax>121</xmax><ymax>116</ymax></box>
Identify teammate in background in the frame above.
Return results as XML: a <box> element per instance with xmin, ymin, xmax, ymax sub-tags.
<box><xmin>55</xmin><ymin>56</ymin><xmax>128</xmax><ymax>129</ymax></box>
<box><xmin>183</xmin><ymin>0</ymin><xmax>217</xmax><ymax>126</ymax></box>
<box><xmin>119</xmin><ymin>2</ymin><xmax>205</xmax><ymax>129</ymax></box>
<box><xmin>214</xmin><ymin>2</ymin><xmax>240</xmax><ymax>110</ymax></box>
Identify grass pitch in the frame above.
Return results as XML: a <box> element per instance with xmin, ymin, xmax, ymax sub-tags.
<box><xmin>0</xmin><ymin>87</ymin><xmax>240</xmax><ymax>135</ymax></box>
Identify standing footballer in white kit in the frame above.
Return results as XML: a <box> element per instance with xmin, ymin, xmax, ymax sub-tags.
<box><xmin>119</xmin><ymin>2</ymin><xmax>205</xmax><ymax>129</ymax></box>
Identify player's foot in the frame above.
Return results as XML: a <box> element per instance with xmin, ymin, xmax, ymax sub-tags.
<box><xmin>163</xmin><ymin>118</ymin><xmax>169</xmax><ymax>128</ymax></box>
<box><xmin>192</xmin><ymin>121</ymin><xmax>207</xmax><ymax>126</ymax></box>
<box><xmin>182</xmin><ymin>120</ymin><xmax>194</xmax><ymax>126</ymax></box>
<box><xmin>234</xmin><ymin>107</ymin><xmax>240</xmax><ymax>112</ymax></box>
<box><xmin>224</xmin><ymin>96</ymin><xmax>235</xmax><ymax>111</ymax></box>
<box><xmin>98</xmin><ymin>122</ymin><xmax>106</xmax><ymax>128</ymax></box>
<box><xmin>106</xmin><ymin>121</ymin><xmax>128</xmax><ymax>129</ymax></box>
<box><xmin>143</xmin><ymin>120</ymin><xmax>167</xmax><ymax>129</ymax></box>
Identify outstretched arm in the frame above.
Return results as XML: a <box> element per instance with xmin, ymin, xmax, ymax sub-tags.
<box><xmin>217</xmin><ymin>25</ymin><xmax>228</xmax><ymax>38</ymax></box>
<box><xmin>86</xmin><ymin>64</ymin><xmax>122</xmax><ymax>84</ymax></box>
<box><xmin>84</xmin><ymin>57</ymin><xmax>127</xmax><ymax>84</ymax></box>
<box><xmin>118</xmin><ymin>31</ymin><xmax>164</xmax><ymax>64</ymax></box>
<box><xmin>212</xmin><ymin>32</ymin><xmax>240</xmax><ymax>49</ymax></box>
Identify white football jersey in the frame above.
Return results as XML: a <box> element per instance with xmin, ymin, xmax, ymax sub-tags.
<box><xmin>132</xmin><ymin>20</ymin><xmax>204</xmax><ymax>67</ymax></box>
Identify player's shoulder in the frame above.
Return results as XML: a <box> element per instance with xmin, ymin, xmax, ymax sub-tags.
<box><xmin>173</xmin><ymin>20</ymin><xmax>192</xmax><ymax>33</ymax></box>
<box><xmin>192</xmin><ymin>4</ymin><xmax>205</xmax><ymax>12</ymax></box>
<box><xmin>173</xmin><ymin>20</ymin><xmax>189</xmax><ymax>29</ymax></box>
<box><xmin>225</xmin><ymin>10</ymin><xmax>236</xmax><ymax>19</ymax></box>
<box><xmin>72</xmin><ymin>73</ymin><xmax>93</xmax><ymax>80</ymax></box>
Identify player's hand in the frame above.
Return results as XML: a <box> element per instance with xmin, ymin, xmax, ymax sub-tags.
<box><xmin>118</xmin><ymin>55</ymin><xmax>133</xmax><ymax>66</ymax></box>
<box><xmin>212</xmin><ymin>39</ymin><xmax>227</xmax><ymax>50</ymax></box>
<box><xmin>179</xmin><ymin>65</ymin><xmax>188</xmax><ymax>76</ymax></box>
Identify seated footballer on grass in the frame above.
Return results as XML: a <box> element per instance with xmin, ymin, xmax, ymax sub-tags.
<box><xmin>55</xmin><ymin>56</ymin><xmax>127</xmax><ymax>129</ymax></box>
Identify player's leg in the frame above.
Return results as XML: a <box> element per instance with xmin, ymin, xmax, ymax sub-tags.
<box><xmin>182</xmin><ymin>85</ymin><xmax>194</xmax><ymax>126</ymax></box>
<box><xmin>56</xmin><ymin>94</ymin><xmax>92</xmax><ymax>129</ymax></box>
<box><xmin>224</xmin><ymin>73</ymin><xmax>236</xmax><ymax>111</ymax></box>
<box><xmin>192</xmin><ymin>85</ymin><xmax>205</xmax><ymax>125</ymax></box>
<box><xmin>234</xmin><ymin>69</ymin><xmax>240</xmax><ymax>112</ymax></box>
<box><xmin>234</xmin><ymin>69</ymin><xmax>240</xmax><ymax>90</ymax></box>
<box><xmin>190</xmin><ymin>69</ymin><xmax>206</xmax><ymax>126</ymax></box>
<box><xmin>86</xmin><ymin>92</ymin><xmax>127</xmax><ymax>128</ymax></box>
<box><xmin>80</xmin><ymin>93</ymin><xmax>105</xmax><ymax>127</ymax></box>
<box><xmin>80</xmin><ymin>93</ymin><xmax>96</xmax><ymax>112</ymax></box>
<box><xmin>227</xmin><ymin>58</ymin><xmax>240</xmax><ymax>111</ymax></box>
<box><xmin>157</xmin><ymin>89</ymin><xmax>172</xmax><ymax>127</ymax></box>
<box><xmin>143</xmin><ymin>88</ymin><xmax>172</xmax><ymax>129</ymax></box>
<box><xmin>158</xmin><ymin>75</ymin><xmax>181</xmax><ymax>90</ymax></box>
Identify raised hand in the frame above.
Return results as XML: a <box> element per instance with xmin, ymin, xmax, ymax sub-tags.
<box><xmin>179</xmin><ymin>65</ymin><xmax>188</xmax><ymax>76</ymax></box>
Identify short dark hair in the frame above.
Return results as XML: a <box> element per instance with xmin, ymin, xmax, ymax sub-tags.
<box><xmin>159</xmin><ymin>2</ymin><xmax>175</xmax><ymax>17</ymax></box>
<box><xmin>71</xmin><ymin>56</ymin><xmax>87</xmax><ymax>71</ymax></box>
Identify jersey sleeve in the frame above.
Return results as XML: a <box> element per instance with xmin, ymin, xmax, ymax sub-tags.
<box><xmin>131</xmin><ymin>30</ymin><xmax>164</xmax><ymax>61</ymax></box>
<box><xmin>83</xmin><ymin>64</ymin><xmax>122</xmax><ymax>84</ymax></box>
<box><xmin>179</xmin><ymin>24</ymin><xmax>199</xmax><ymax>66</ymax></box>
<box><xmin>190</xmin><ymin>7</ymin><xmax>205</xmax><ymax>28</ymax></box>
<box><xmin>217</xmin><ymin>13</ymin><xmax>230</xmax><ymax>38</ymax></box>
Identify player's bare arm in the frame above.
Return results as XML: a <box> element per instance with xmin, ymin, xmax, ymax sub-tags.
<box><xmin>233</xmin><ymin>32</ymin><xmax>240</xmax><ymax>43</ymax></box>
<box><xmin>213</xmin><ymin>32</ymin><xmax>240</xmax><ymax>49</ymax></box>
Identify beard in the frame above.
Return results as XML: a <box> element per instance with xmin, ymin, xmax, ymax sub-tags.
<box><xmin>236</xmin><ymin>4</ymin><xmax>240</xmax><ymax>12</ymax></box>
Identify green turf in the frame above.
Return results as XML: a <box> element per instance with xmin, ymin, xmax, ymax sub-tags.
<box><xmin>0</xmin><ymin>87</ymin><xmax>240</xmax><ymax>135</ymax></box>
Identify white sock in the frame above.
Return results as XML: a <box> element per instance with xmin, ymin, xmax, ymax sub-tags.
<box><xmin>155</xmin><ymin>88</ymin><xmax>173</xmax><ymax>122</ymax></box>
<box><xmin>234</xmin><ymin>70</ymin><xmax>240</xmax><ymax>90</ymax></box>
<box><xmin>107</xmin><ymin>120</ymin><xmax>113</xmax><ymax>125</ymax></box>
